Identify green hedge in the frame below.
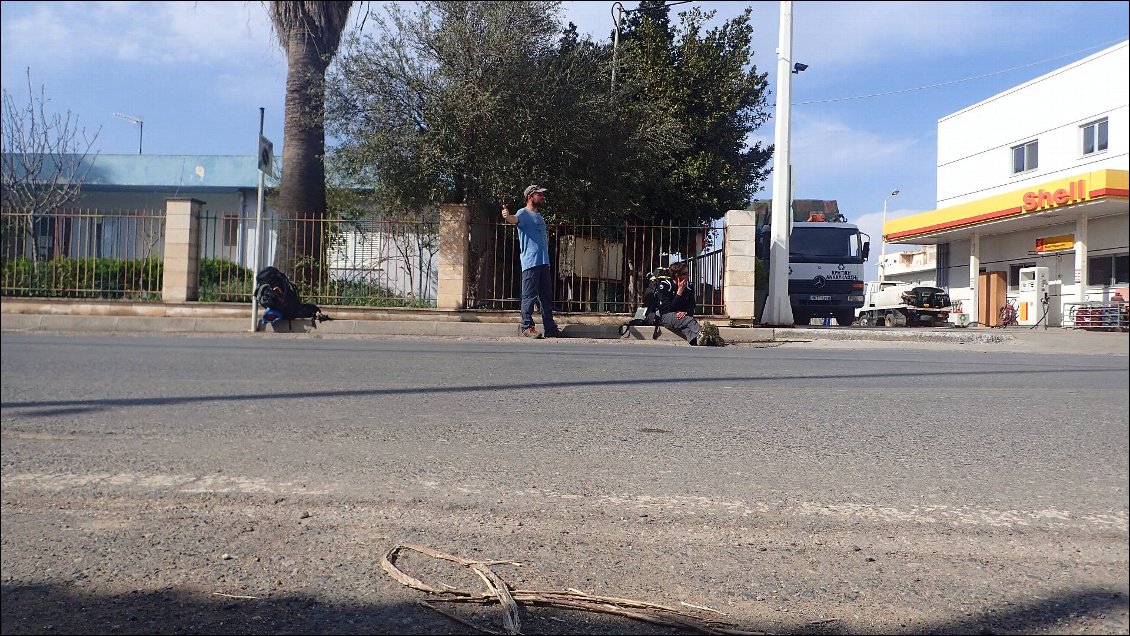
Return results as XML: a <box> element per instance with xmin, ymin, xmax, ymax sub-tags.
<box><xmin>197</xmin><ymin>258</ymin><xmax>254</xmax><ymax>302</ymax></box>
<box><xmin>1</xmin><ymin>256</ymin><xmax>162</xmax><ymax>300</ymax></box>
<box><xmin>2</xmin><ymin>256</ymin><xmax>435</xmax><ymax>307</ymax></box>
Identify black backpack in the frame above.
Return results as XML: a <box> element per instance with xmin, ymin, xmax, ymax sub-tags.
<box><xmin>641</xmin><ymin>267</ymin><xmax>675</xmax><ymax>318</ymax></box>
<box><xmin>620</xmin><ymin>268</ymin><xmax>673</xmax><ymax>338</ymax></box>
<box><xmin>253</xmin><ymin>266</ymin><xmax>327</xmax><ymax>326</ymax></box>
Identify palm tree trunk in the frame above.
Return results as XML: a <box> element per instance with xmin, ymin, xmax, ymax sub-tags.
<box><xmin>275</xmin><ymin>24</ymin><xmax>329</xmax><ymax>288</ymax></box>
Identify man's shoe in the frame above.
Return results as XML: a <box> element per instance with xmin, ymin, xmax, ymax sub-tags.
<box><xmin>521</xmin><ymin>327</ymin><xmax>543</xmax><ymax>339</ymax></box>
<box><xmin>543</xmin><ymin>329</ymin><xmax>562</xmax><ymax>338</ymax></box>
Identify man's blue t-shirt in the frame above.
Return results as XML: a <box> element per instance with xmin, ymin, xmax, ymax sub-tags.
<box><xmin>515</xmin><ymin>207</ymin><xmax>550</xmax><ymax>271</ymax></box>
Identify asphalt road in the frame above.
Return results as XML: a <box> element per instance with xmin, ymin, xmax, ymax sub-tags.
<box><xmin>2</xmin><ymin>334</ymin><xmax>1128</xmax><ymax>635</ymax></box>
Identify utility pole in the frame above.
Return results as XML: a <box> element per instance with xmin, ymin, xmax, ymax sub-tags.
<box><xmin>251</xmin><ymin>108</ymin><xmax>270</xmax><ymax>331</ymax></box>
<box><xmin>762</xmin><ymin>1</ymin><xmax>795</xmax><ymax>326</ymax></box>
<box><xmin>878</xmin><ymin>189</ymin><xmax>899</xmax><ymax>281</ymax></box>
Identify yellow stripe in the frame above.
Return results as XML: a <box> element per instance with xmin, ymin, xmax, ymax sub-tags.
<box><xmin>886</xmin><ymin>169</ymin><xmax>1128</xmax><ymax>241</ymax></box>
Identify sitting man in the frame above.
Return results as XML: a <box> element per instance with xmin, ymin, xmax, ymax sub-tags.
<box><xmin>648</xmin><ymin>261</ymin><xmax>723</xmax><ymax>346</ymax></box>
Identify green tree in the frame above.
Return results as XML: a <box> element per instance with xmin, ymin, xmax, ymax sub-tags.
<box><xmin>327</xmin><ymin>1</ymin><xmax>621</xmax><ymax>301</ymax></box>
<box><xmin>327</xmin><ymin>1</ymin><xmax>614</xmax><ymax>220</ymax></box>
<box><xmin>615</xmin><ymin>1</ymin><xmax>773</xmax><ymax>224</ymax></box>
<box><xmin>266</xmin><ymin>0</ymin><xmax>354</xmax><ymax>279</ymax></box>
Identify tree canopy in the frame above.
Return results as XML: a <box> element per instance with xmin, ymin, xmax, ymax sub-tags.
<box><xmin>326</xmin><ymin>0</ymin><xmax>772</xmax><ymax>224</ymax></box>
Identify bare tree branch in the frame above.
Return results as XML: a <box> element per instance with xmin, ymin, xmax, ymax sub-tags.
<box><xmin>1</xmin><ymin>68</ymin><xmax>101</xmax><ymax>261</ymax></box>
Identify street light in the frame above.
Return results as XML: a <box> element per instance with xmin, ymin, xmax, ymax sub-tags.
<box><xmin>878</xmin><ymin>188</ymin><xmax>899</xmax><ymax>281</ymax></box>
<box><xmin>611</xmin><ymin>2</ymin><xmax>625</xmax><ymax>93</ymax></box>
<box><xmin>114</xmin><ymin>112</ymin><xmax>143</xmax><ymax>154</ymax></box>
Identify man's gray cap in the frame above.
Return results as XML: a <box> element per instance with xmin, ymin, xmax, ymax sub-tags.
<box><xmin>524</xmin><ymin>184</ymin><xmax>548</xmax><ymax>199</ymax></box>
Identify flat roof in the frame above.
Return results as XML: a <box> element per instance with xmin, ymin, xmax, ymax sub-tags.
<box><xmin>3</xmin><ymin>153</ymin><xmax>265</xmax><ymax>191</ymax></box>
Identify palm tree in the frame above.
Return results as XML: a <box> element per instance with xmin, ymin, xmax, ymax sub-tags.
<box><xmin>266</xmin><ymin>0</ymin><xmax>353</xmax><ymax>282</ymax></box>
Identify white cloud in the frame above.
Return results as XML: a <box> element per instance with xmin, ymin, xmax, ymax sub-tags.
<box><xmin>1</xmin><ymin>1</ymin><xmax>281</xmax><ymax>71</ymax></box>
<box><xmin>748</xmin><ymin>113</ymin><xmax>917</xmax><ymax>196</ymax></box>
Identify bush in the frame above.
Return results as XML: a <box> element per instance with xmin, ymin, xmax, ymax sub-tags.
<box><xmin>1</xmin><ymin>256</ymin><xmax>162</xmax><ymax>300</ymax></box>
<box><xmin>198</xmin><ymin>258</ymin><xmax>253</xmax><ymax>302</ymax></box>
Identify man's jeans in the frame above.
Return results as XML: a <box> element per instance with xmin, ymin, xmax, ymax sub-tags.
<box><xmin>520</xmin><ymin>264</ymin><xmax>557</xmax><ymax>332</ymax></box>
<box><xmin>658</xmin><ymin>311</ymin><xmax>702</xmax><ymax>343</ymax></box>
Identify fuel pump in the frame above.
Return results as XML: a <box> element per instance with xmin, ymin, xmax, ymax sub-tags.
<box><xmin>1017</xmin><ymin>266</ymin><xmax>1049</xmax><ymax>326</ymax></box>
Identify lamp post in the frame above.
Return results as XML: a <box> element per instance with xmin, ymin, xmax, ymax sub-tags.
<box><xmin>114</xmin><ymin>113</ymin><xmax>143</xmax><ymax>154</ymax></box>
<box><xmin>878</xmin><ymin>188</ymin><xmax>899</xmax><ymax>281</ymax></box>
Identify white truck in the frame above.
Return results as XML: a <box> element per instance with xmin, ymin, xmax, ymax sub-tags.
<box><xmin>754</xmin><ymin>200</ymin><xmax>870</xmax><ymax>326</ymax></box>
<box><xmin>854</xmin><ymin>280</ymin><xmax>952</xmax><ymax>327</ymax></box>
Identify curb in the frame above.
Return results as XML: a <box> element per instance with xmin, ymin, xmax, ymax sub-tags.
<box><xmin>1</xmin><ymin>310</ymin><xmax>1018</xmax><ymax>346</ymax></box>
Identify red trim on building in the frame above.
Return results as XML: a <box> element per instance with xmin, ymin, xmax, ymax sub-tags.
<box><xmin>887</xmin><ymin>206</ymin><xmax>1024</xmax><ymax>241</ymax></box>
<box><xmin>1088</xmin><ymin>187</ymin><xmax>1129</xmax><ymax>197</ymax></box>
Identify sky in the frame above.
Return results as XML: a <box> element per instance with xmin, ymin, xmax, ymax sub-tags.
<box><xmin>2</xmin><ymin>1</ymin><xmax>1128</xmax><ymax>280</ymax></box>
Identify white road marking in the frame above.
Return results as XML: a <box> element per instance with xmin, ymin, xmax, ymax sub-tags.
<box><xmin>2</xmin><ymin>472</ymin><xmax>1125</xmax><ymax>532</ymax></box>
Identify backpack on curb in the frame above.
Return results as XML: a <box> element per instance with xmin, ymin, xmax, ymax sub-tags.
<box><xmin>697</xmin><ymin>321</ymin><xmax>725</xmax><ymax>347</ymax></box>
<box><xmin>253</xmin><ymin>266</ymin><xmax>331</xmax><ymax>329</ymax></box>
<box><xmin>620</xmin><ymin>268</ymin><xmax>673</xmax><ymax>339</ymax></box>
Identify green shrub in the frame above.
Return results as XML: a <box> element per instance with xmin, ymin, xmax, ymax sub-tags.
<box><xmin>1</xmin><ymin>256</ymin><xmax>162</xmax><ymax>300</ymax></box>
<box><xmin>198</xmin><ymin>258</ymin><xmax>253</xmax><ymax>302</ymax></box>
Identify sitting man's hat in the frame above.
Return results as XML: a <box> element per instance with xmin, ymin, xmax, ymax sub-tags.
<box><xmin>524</xmin><ymin>184</ymin><xmax>548</xmax><ymax>199</ymax></box>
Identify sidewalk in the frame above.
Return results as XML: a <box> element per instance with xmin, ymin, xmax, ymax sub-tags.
<box><xmin>2</xmin><ymin>298</ymin><xmax>1127</xmax><ymax>355</ymax></box>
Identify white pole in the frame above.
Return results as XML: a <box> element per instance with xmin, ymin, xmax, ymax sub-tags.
<box><xmin>763</xmin><ymin>1</ymin><xmax>795</xmax><ymax>326</ymax></box>
<box><xmin>878</xmin><ymin>189</ymin><xmax>898</xmax><ymax>282</ymax></box>
<box><xmin>251</xmin><ymin>108</ymin><xmax>265</xmax><ymax>332</ymax></box>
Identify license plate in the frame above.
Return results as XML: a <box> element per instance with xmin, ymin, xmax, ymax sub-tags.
<box><xmin>809</xmin><ymin>295</ymin><xmax>831</xmax><ymax>301</ymax></box>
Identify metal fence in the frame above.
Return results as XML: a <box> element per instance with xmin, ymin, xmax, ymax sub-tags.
<box><xmin>241</xmin><ymin>214</ymin><xmax>440</xmax><ymax>308</ymax></box>
<box><xmin>1</xmin><ymin>207</ymin><xmax>165</xmax><ymax>299</ymax></box>
<box><xmin>2</xmin><ymin>207</ymin><xmax>726</xmax><ymax>316</ymax></box>
<box><xmin>469</xmin><ymin>219</ymin><xmax>726</xmax><ymax>316</ymax></box>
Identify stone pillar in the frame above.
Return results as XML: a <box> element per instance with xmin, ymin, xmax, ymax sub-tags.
<box><xmin>162</xmin><ymin>198</ymin><xmax>203</xmax><ymax>303</ymax></box>
<box><xmin>723</xmin><ymin>209</ymin><xmax>759</xmax><ymax>322</ymax></box>
<box><xmin>436</xmin><ymin>203</ymin><xmax>469</xmax><ymax>310</ymax></box>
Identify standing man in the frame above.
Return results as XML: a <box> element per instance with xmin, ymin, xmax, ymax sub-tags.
<box><xmin>502</xmin><ymin>184</ymin><xmax>561</xmax><ymax>338</ymax></box>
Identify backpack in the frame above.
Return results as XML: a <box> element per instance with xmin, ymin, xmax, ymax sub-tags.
<box><xmin>253</xmin><ymin>266</ymin><xmax>329</xmax><ymax>328</ymax></box>
<box><xmin>620</xmin><ymin>268</ymin><xmax>674</xmax><ymax>339</ymax></box>
<box><xmin>641</xmin><ymin>267</ymin><xmax>675</xmax><ymax>319</ymax></box>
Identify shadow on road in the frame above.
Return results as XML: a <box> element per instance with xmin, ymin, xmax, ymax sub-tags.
<box><xmin>1</xmin><ymin>582</ymin><xmax>1125</xmax><ymax>634</ymax></box>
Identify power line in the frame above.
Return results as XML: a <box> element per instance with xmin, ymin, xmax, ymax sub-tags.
<box><xmin>794</xmin><ymin>39</ymin><xmax>1125</xmax><ymax>106</ymax></box>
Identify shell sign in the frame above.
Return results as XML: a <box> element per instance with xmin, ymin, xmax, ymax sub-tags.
<box><xmin>1035</xmin><ymin>234</ymin><xmax>1074</xmax><ymax>253</ymax></box>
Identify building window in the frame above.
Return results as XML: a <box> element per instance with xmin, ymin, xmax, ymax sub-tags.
<box><xmin>1087</xmin><ymin>254</ymin><xmax>1129</xmax><ymax>286</ymax></box>
<box><xmin>222</xmin><ymin>215</ymin><xmax>239</xmax><ymax>248</ymax></box>
<box><xmin>1082</xmin><ymin>119</ymin><xmax>1108</xmax><ymax>156</ymax></box>
<box><xmin>1011</xmin><ymin>140</ymin><xmax>1037</xmax><ymax>174</ymax></box>
<box><xmin>1009</xmin><ymin>262</ymin><xmax>1036</xmax><ymax>290</ymax></box>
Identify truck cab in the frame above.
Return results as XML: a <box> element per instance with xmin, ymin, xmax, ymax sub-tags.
<box><xmin>752</xmin><ymin>199</ymin><xmax>870</xmax><ymax>326</ymax></box>
<box><xmin>783</xmin><ymin>221</ymin><xmax>869</xmax><ymax>325</ymax></box>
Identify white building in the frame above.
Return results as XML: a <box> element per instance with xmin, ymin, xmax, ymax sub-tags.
<box><xmin>878</xmin><ymin>245</ymin><xmax>937</xmax><ymax>286</ymax></box>
<box><xmin>885</xmin><ymin>41</ymin><xmax>1128</xmax><ymax>327</ymax></box>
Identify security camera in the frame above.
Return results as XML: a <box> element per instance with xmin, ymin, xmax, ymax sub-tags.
<box><xmin>792</xmin><ymin>62</ymin><xmax>808</xmax><ymax>74</ymax></box>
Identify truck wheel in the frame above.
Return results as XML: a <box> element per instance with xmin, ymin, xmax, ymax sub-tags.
<box><xmin>883</xmin><ymin>312</ymin><xmax>897</xmax><ymax>327</ymax></box>
<box><xmin>835</xmin><ymin>311</ymin><xmax>855</xmax><ymax>326</ymax></box>
<box><xmin>858</xmin><ymin>313</ymin><xmax>874</xmax><ymax>327</ymax></box>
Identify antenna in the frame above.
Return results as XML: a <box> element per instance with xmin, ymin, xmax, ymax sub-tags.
<box><xmin>114</xmin><ymin>112</ymin><xmax>144</xmax><ymax>154</ymax></box>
